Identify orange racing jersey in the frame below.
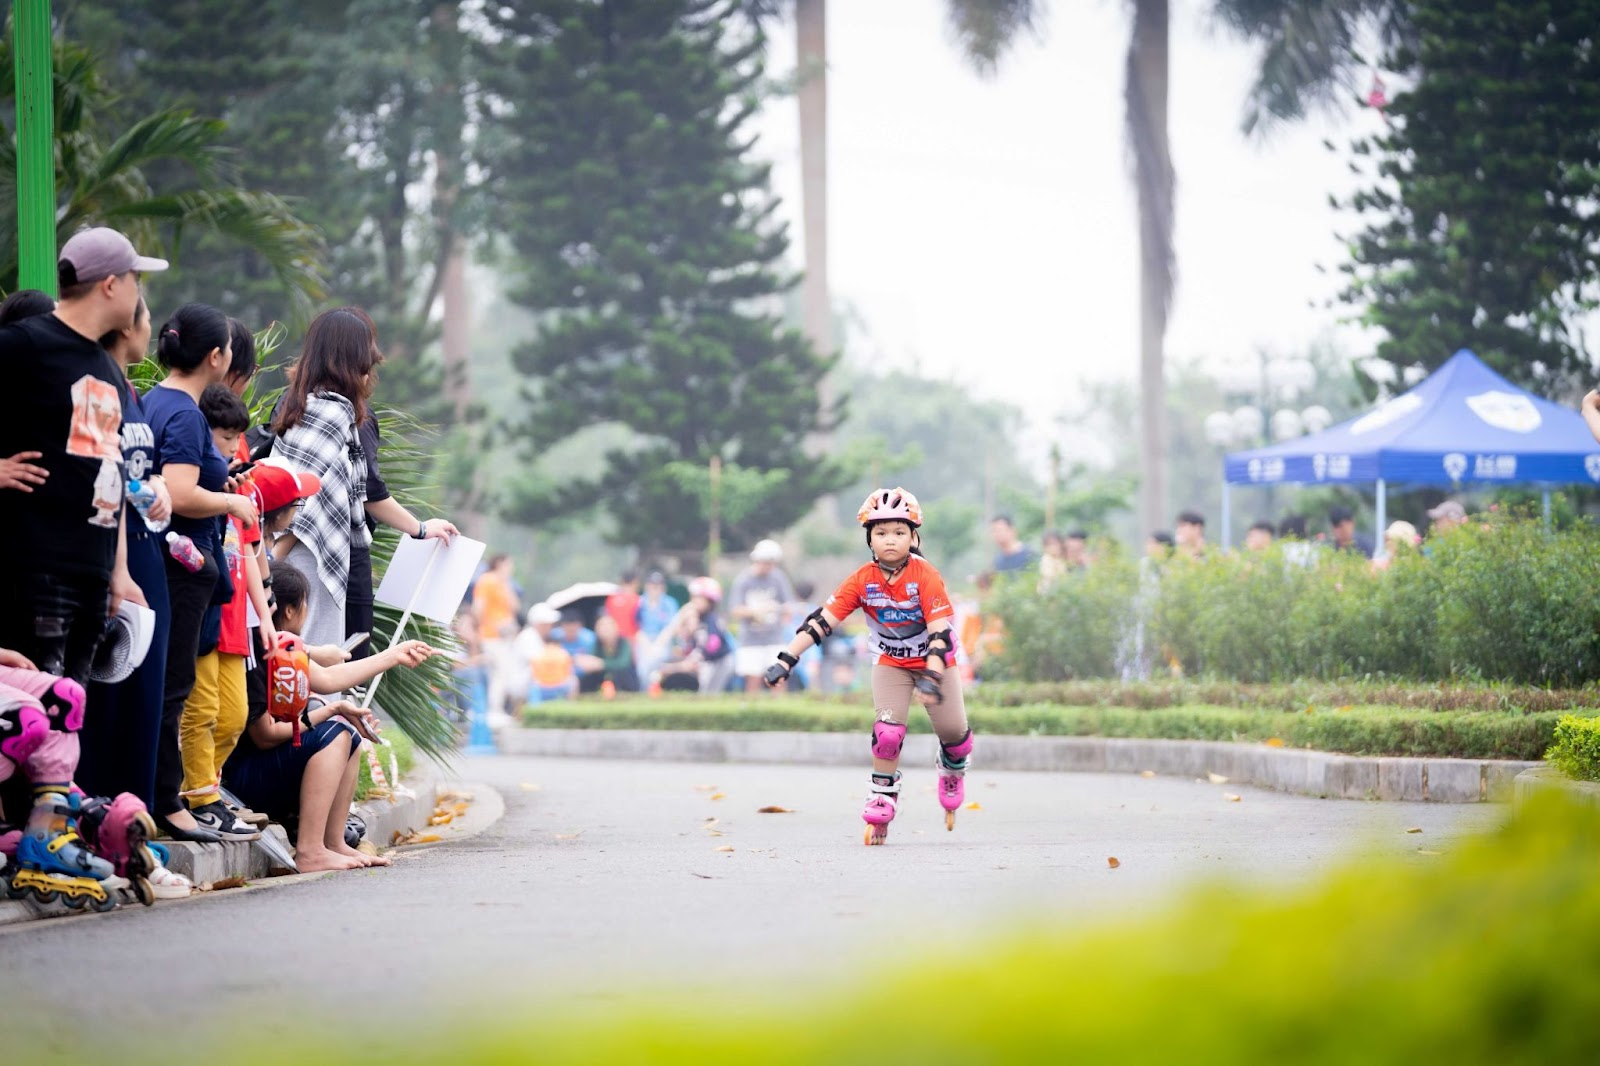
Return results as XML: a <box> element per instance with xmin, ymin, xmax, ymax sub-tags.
<box><xmin>824</xmin><ymin>555</ymin><xmax>954</xmax><ymax>669</ymax></box>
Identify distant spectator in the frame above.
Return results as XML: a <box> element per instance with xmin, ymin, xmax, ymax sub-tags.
<box><xmin>1244</xmin><ymin>520</ymin><xmax>1275</xmax><ymax>552</ymax></box>
<box><xmin>1146</xmin><ymin>530</ymin><xmax>1175</xmax><ymax>560</ymax></box>
<box><xmin>957</xmin><ymin>570</ymin><xmax>1005</xmax><ymax>682</ymax></box>
<box><xmin>525</xmin><ymin>604</ymin><xmax>577</xmax><ymax>702</ymax></box>
<box><xmin>473</xmin><ymin>555</ymin><xmax>520</xmax><ymax>643</ymax></box>
<box><xmin>635</xmin><ymin>570</ymin><xmax>680</xmax><ymax>680</ymax></box>
<box><xmin>1038</xmin><ymin>530</ymin><xmax>1066</xmax><ymax>588</ymax></box>
<box><xmin>729</xmin><ymin>539</ymin><xmax>795</xmax><ymax>692</ymax></box>
<box><xmin>1174</xmin><ymin>511</ymin><xmax>1207</xmax><ymax>560</ymax></box>
<box><xmin>656</xmin><ymin>576</ymin><xmax>734</xmax><ymax>694</ymax></box>
<box><xmin>1373</xmin><ymin>520</ymin><xmax>1421</xmax><ymax>571</ymax></box>
<box><xmin>990</xmin><ymin>515</ymin><xmax>1034</xmax><ymax>573</ymax></box>
<box><xmin>588</xmin><ymin>615</ymin><xmax>640</xmax><ymax>693</ymax></box>
<box><xmin>556</xmin><ymin>609</ymin><xmax>605</xmax><ymax>688</ymax></box>
<box><xmin>1328</xmin><ymin>507</ymin><xmax>1374</xmax><ymax>558</ymax></box>
<box><xmin>1064</xmin><ymin>530</ymin><xmax>1090</xmax><ymax>570</ymax></box>
<box><xmin>605</xmin><ymin>568</ymin><xmax>642</xmax><ymax>642</ymax></box>
<box><xmin>1276</xmin><ymin>515</ymin><xmax>1317</xmax><ymax>569</ymax></box>
<box><xmin>1426</xmin><ymin>499</ymin><xmax>1467</xmax><ymax>537</ymax></box>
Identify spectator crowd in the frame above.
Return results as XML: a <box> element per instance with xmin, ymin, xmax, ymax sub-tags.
<box><xmin>1</xmin><ymin>227</ymin><xmax>453</xmax><ymax>911</ymax></box>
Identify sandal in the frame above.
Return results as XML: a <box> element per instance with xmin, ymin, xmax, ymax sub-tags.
<box><xmin>146</xmin><ymin>863</ymin><xmax>193</xmax><ymax>901</ymax></box>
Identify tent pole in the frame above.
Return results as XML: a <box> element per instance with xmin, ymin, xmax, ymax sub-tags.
<box><xmin>1221</xmin><ymin>480</ymin><xmax>1232</xmax><ymax>551</ymax></box>
<box><xmin>1542</xmin><ymin>489</ymin><xmax>1551</xmax><ymax>533</ymax></box>
<box><xmin>1374</xmin><ymin>478</ymin><xmax>1388</xmax><ymax>560</ymax></box>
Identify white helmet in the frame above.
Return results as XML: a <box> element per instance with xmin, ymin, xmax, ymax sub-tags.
<box><xmin>749</xmin><ymin>538</ymin><xmax>783</xmax><ymax>563</ymax></box>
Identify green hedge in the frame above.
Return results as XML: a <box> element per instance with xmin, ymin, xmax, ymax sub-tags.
<box><xmin>994</xmin><ymin>516</ymin><xmax>1600</xmax><ymax>686</ymax></box>
<box><xmin>52</xmin><ymin>793</ymin><xmax>1600</xmax><ymax>1063</ymax></box>
<box><xmin>1547</xmin><ymin>714</ymin><xmax>1600</xmax><ymax>782</ymax></box>
<box><xmin>521</xmin><ymin>697</ymin><xmax>1560</xmax><ymax>760</ymax></box>
<box><xmin>975</xmin><ymin>679</ymin><xmax>1600</xmax><ymax>714</ymax></box>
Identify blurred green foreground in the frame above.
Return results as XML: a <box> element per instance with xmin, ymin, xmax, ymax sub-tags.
<box><xmin>34</xmin><ymin>791</ymin><xmax>1598</xmax><ymax>1064</ymax></box>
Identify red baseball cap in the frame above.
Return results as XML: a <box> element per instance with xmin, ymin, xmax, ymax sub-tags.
<box><xmin>245</xmin><ymin>461</ymin><xmax>322</xmax><ymax>514</ymax></box>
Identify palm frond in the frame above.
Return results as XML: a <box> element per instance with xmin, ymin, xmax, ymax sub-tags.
<box><xmin>70</xmin><ymin>110</ymin><xmax>230</xmax><ymax>206</ymax></box>
<box><xmin>944</xmin><ymin>0</ymin><xmax>1045</xmax><ymax>78</ymax></box>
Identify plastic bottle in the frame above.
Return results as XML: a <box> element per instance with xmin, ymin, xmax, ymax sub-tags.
<box><xmin>165</xmin><ymin>532</ymin><xmax>204</xmax><ymax>573</ymax></box>
<box><xmin>125</xmin><ymin>479</ymin><xmax>169</xmax><ymax>533</ymax></box>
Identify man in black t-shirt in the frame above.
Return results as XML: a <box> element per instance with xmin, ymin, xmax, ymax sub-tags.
<box><xmin>0</xmin><ymin>227</ymin><xmax>169</xmax><ymax>681</ymax></box>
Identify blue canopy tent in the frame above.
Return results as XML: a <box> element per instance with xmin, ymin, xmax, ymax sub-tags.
<box><xmin>1221</xmin><ymin>349</ymin><xmax>1600</xmax><ymax>550</ymax></box>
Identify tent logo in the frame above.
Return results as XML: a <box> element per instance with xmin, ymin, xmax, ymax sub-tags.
<box><xmin>1313</xmin><ymin>454</ymin><xmax>1326</xmax><ymax>480</ymax></box>
<box><xmin>1443</xmin><ymin>453</ymin><xmax>1468</xmax><ymax>481</ymax></box>
<box><xmin>1350</xmin><ymin>393</ymin><xmax>1423</xmax><ymax>435</ymax></box>
<box><xmin>1585</xmin><ymin>455</ymin><xmax>1600</xmax><ymax>482</ymax></box>
<box><xmin>1466</xmin><ymin>390</ymin><xmax>1541</xmax><ymax>433</ymax></box>
<box><xmin>1246</xmin><ymin>458</ymin><xmax>1284</xmax><ymax>483</ymax></box>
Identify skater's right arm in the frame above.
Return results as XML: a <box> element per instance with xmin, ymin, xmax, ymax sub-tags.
<box><xmin>763</xmin><ymin>607</ymin><xmax>845</xmax><ymax>688</ymax></box>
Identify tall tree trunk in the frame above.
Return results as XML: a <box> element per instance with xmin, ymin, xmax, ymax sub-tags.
<box><xmin>796</xmin><ymin>0</ymin><xmax>830</xmax><ymax>442</ymax></box>
<box><xmin>1126</xmin><ymin>0</ymin><xmax>1173</xmax><ymax>535</ymax></box>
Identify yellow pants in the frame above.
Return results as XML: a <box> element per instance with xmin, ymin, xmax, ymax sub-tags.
<box><xmin>181</xmin><ymin>651</ymin><xmax>248</xmax><ymax>809</ymax></box>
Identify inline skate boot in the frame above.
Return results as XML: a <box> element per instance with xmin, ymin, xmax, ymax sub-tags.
<box><xmin>937</xmin><ymin>730</ymin><xmax>974</xmax><ymax>832</ymax></box>
<box><xmin>73</xmin><ymin>791</ymin><xmax>158</xmax><ymax>906</ymax></box>
<box><xmin>5</xmin><ymin>793</ymin><xmax>115</xmax><ymax>911</ymax></box>
<box><xmin>862</xmin><ymin>770</ymin><xmax>901</xmax><ymax>846</ymax></box>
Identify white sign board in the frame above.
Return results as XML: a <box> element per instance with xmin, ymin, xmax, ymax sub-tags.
<box><xmin>375</xmin><ymin>534</ymin><xmax>486</xmax><ymax>625</ymax></box>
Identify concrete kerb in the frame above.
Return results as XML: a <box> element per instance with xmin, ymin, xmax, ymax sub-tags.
<box><xmin>1513</xmin><ymin>765</ymin><xmax>1600</xmax><ymax>810</ymax></box>
<box><xmin>502</xmin><ymin>727</ymin><xmax>1540</xmax><ymax>804</ymax></box>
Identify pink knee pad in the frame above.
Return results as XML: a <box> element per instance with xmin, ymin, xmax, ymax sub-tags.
<box><xmin>941</xmin><ymin>729</ymin><xmax>975</xmax><ymax>761</ymax></box>
<box><xmin>0</xmin><ymin>696</ymin><xmax>50</xmax><ymax>770</ymax></box>
<box><xmin>870</xmin><ymin>716</ymin><xmax>907</xmax><ymax>760</ymax></box>
<box><xmin>0</xmin><ymin>667</ymin><xmax>85</xmax><ymax>732</ymax></box>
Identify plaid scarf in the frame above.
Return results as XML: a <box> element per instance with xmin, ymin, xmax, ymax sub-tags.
<box><xmin>272</xmin><ymin>391</ymin><xmax>369</xmax><ymax>606</ymax></box>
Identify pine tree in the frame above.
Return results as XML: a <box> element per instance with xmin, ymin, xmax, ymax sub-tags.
<box><xmin>482</xmin><ymin>0</ymin><xmax>844</xmax><ymax>560</ymax></box>
<box><xmin>1337</xmin><ymin>0</ymin><xmax>1600</xmax><ymax>392</ymax></box>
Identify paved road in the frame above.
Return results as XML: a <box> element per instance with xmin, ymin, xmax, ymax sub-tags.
<box><xmin>1</xmin><ymin>755</ymin><xmax>1502</xmax><ymax>1047</ymax></box>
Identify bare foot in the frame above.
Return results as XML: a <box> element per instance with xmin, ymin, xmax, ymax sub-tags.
<box><xmin>295</xmin><ymin>847</ymin><xmax>363</xmax><ymax>872</ymax></box>
<box><xmin>331</xmin><ymin>841</ymin><xmax>390</xmax><ymax>867</ymax></box>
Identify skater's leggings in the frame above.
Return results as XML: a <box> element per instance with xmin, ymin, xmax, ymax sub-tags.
<box><xmin>871</xmin><ymin>664</ymin><xmax>969</xmax><ymax>746</ymax></box>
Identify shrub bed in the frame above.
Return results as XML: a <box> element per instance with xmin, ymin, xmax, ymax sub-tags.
<box><xmin>520</xmin><ymin>697</ymin><xmax>1559</xmax><ymax>760</ymax></box>
<box><xmin>992</xmin><ymin>515</ymin><xmax>1600</xmax><ymax>686</ymax></box>
<box><xmin>1547</xmin><ymin>714</ymin><xmax>1600</xmax><ymax>782</ymax></box>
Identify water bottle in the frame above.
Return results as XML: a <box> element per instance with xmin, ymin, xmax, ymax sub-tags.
<box><xmin>221</xmin><ymin>522</ymin><xmax>241</xmax><ymax>574</ymax></box>
<box><xmin>165</xmin><ymin>531</ymin><xmax>204</xmax><ymax>573</ymax></box>
<box><xmin>125</xmin><ymin>479</ymin><xmax>169</xmax><ymax>533</ymax></box>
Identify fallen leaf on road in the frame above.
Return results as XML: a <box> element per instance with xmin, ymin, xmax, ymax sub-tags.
<box><xmin>1417</xmin><ymin>848</ymin><xmax>1442</xmax><ymax>856</ymax></box>
<box><xmin>1406</xmin><ymin>827</ymin><xmax>1423</xmax><ymax>834</ymax></box>
<box><xmin>704</xmin><ymin>817</ymin><xmax>719</xmax><ymax>826</ymax></box>
<box><xmin>1139</xmin><ymin>770</ymin><xmax>1156</xmax><ymax>778</ymax></box>
<box><xmin>428</xmin><ymin>812</ymin><xmax>454</xmax><ymax>826</ymax></box>
<box><xmin>710</xmin><ymin>792</ymin><xmax>727</xmax><ymax>801</ymax></box>
<box><xmin>437</xmin><ymin>790</ymin><xmax>475</xmax><ymax>805</ymax></box>
<box><xmin>392</xmin><ymin>830</ymin><xmax>441</xmax><ymax>845</ymax></box>
<box><xmin>200</xmin><ymin>877</ymin><xmax>248</xmax><ymax>892</ymax></box>
<box><xmin>963</xmin><ymin>802</ymin><xmax>982</xmax><ymax>811</ymax></box>
<box><xmin>693</xmin><ymin>784</ymin><xmax>719</xmax><ymax>792</ymax></box>
<box><xmin>1265</xmin><ymin>737</ymin><xmax>1285</xmax><ymax>748</ymax></box>
<box><xmin>1107</xmin><ymin>857</ymin><xmax>1121</xmax><ymax>869</ymax></box>
<box><xmin>555</xmin><ymin>832</ymin><xmax>582</xmax><ymax>841</ymax></box>
<box><xmin>689</xmin><ymin>871</ymin><xmax>717</xmax><ymax>879</ymax></box>
<box><xmin>716</xmin><ymin>845</ymin><xmax>735</xmax><ymax>852</ymax></box>
<box><xmin>705</xmin><ymin>828</ymin><xmax>725</xmax><ymax>837</ymax></box>
<box><xmin>518</xmin><ymin>782</ymin><xmax>542</xmax><ymax>792</ymax></box>
<box><xmin>1207</xmin><ymin>772</ymin><xmax>1229</xmax><ymax>785</ymax></box>
<box><xmin>757</xmin><ymin>805</ymin><xmax>795</xmax><ymax>813</ymax></box>
<box><xmin>1223</xmin><ymin>793</ymin><xmax>1242</xmax><ymax>802</ymax></box>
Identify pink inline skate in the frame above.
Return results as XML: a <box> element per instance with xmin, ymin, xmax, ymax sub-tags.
<box><xmin>862</xmin><ymin>771</ymin><xmax>901</xmax><ymax>846</ymax></box>
<box><xmin>937</xmin><ymin>730</ymin><xmax>974</xmax><ymax>832</ymax></box>
<box><xmin>73</xmin><ymin>792</ymin><xmax>159</xmax><ymax>907</ymax></box>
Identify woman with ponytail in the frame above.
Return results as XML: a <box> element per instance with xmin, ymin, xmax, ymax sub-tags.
<box><xmin>141</xmin><ymin>303</ymin><xmax>258</xmax><ymax>841</ymax></box>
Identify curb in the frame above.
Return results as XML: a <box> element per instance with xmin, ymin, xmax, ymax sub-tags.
<box><xmin>502</xmin><ymin>727</ymin><xmax>1538</xmax><ymax>803</ymax></box>
<box><xmin>1512</xmin><ymin>765</ymin><xmax>1600</xmax><ymax>810</ymax></box>
<box><xmin>1</xmin><ymin>777</ymin><xmax>441</xmax><ymax>928</ymax></box>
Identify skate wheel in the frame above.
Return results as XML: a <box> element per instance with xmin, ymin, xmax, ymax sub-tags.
<box><xmin>129</xmin><ymin>875</ymin><xmax>155</xmax><ymax>907</ymax></box>
<box><xmin>945</xmin><ymin>811</ymin><xmax>956</xmax><ymax>831</ymax></box>
<box><xmin>63</xmin><ymin>893</ymin><xmax>87</xmax><ymax>910</ymax></box>
<box><xmin>863</xmin><ymin>825</ymin><xmax>874</xmax><ymax>846</ymax></box>
<box><xmin>32</xmin><ymin>888</ymin><xmax>59</xmax><ymax>904</ymax></box>
<box><xmin>2</xmin><ymin>880</ymin><xmax>23</xmax><ymax>900</ymax></box>
<box><xmin>92</xmin><ymin>894</ymin><xmax>118</xmax><ymax>913</ymax></box>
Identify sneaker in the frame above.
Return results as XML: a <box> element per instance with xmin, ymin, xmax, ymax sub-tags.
<box><xmin>227</xmin><ymin>803</ymin><xmax>269</xmax><ymax>829</ymax></box>
<box><xmin>146</xmin><ymin>864</ymin><xmax>192</xmax><ymax>900</ymax></box>
<box><xmin>192</xmin><ymin>802</ymin><xmax>262</xmax><ymax>842</ymax></box>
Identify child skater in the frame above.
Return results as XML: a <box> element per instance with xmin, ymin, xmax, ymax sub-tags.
<box><xmin>764</xmin><ymin>488</ymin><xmax>972</xmax><ymax>844</ymax></box>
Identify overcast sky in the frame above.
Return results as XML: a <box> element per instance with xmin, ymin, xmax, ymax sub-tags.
<box><xmin>752</xmin><ymin>0</ymin><xmax>1389</xmax><ymax>464</ymax></box>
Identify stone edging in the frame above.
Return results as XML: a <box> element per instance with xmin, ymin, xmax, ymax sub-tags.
<box><xmin>1512</xmin><ymin>765</ymin><xmax>1600</xmax><ymax>809</ymax></box>
<box><xmin>502</xmin><ymin>727</ymin><xmax>1537</xmax><ymax>804</ymax></box>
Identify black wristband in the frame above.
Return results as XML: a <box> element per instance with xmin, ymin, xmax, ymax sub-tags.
<box><xmin>411</xmin><ymin>518</ymin><xmax>427</xmax><ymax>539</ymax></box>
<box><xmin>300</xmin><ymin>708</ymin><xmax>313</xmax><ymax>729</ymax></box>
<box><xmin>777</xmin><ymin>650</ymin><xmax>799</xmax><ymax>667</ymax></box>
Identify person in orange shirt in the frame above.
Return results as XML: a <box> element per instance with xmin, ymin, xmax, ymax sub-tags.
<box><xmin>763</xmin><ymin>487</ymin><xmax>972</xmax><ymax>845</ymax></box>
<box><xmin>472</xmin><ymin>555</ymin><xmax>520</xmax><ymax>720</ymax></box>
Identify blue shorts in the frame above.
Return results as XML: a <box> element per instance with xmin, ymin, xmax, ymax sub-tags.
<box><xmin>223</xmin><ymin>718</ymin><xmax>360</xmax><ymax>825</ymax></box>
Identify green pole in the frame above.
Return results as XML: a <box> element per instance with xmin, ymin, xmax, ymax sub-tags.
<box><xmin>13</xmin><ymin>0</ymin><xmax>55</xmax><ymax>296</ymax></box>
